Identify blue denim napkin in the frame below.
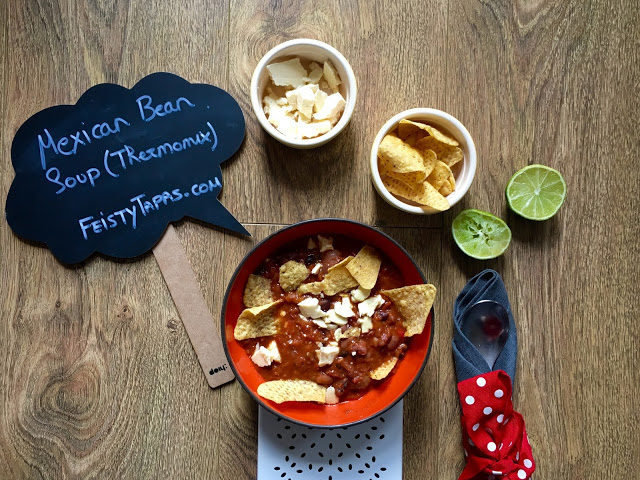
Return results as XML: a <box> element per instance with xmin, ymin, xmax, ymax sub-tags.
<box><xmin>452</xmin><ymin>269</ymin><xmax>518</xmax><ymax>383</ymax></box>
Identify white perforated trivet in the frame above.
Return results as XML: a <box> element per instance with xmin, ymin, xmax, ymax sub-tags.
<box><xmin>257</xmin><ymin>401</ymin><xmax>402</xmax><ymax>480</ymax></box>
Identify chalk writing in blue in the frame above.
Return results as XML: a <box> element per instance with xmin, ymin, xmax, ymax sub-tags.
<box><xmin>136</xmin><ymin>95</ymin><xmax>195</xmax><ymax>122</ymax></box>
<box><xmin>103</xmin><ymin>121</ymin><xmax>217</xmax><ymax>178</ymax></box>
<box><xmin>78</xmin><ymin>206</ymin><xmax>137</xmax><ymax>240</ymax></box>
<box><xmin>46</xmin><ymin>166</ymin><xmax>101</xmax><ymax>194</ymax></box>
<box><xmin>37</xmin><ymin>118</ymin><xmax>130</xmax><ymax>169</ymax></box>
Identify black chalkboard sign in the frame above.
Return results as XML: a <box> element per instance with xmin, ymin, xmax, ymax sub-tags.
<box><xmin>5</xmin><ymin>72</ymin><xmax>248</xmax><ymax>264</ymax></box>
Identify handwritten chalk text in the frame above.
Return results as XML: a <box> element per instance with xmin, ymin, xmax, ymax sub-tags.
<box><xmin>136</xmin><ymin>95</ymin><xmax>195</xmax><ymax>122</ymax></box>
<box><xmin>38</xmin><ymin>117</ymin><xmax>131</xmax><ymax>170</ymax></box>
<box><xmin>103</xmin><ymin>122</ymin><xmax>218</xmax><ymax>178</ymax></box>
<box><xmin>78</xmin><ymin>178</ymin><xmax>221</xmax><ymax>240</ymax></box>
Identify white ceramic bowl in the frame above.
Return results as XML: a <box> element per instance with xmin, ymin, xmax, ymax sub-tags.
<box><xmin>370</xmin><ymin>108</ymin><xmax>477</xmax><ymax>214</ymax></box>
<box><xmin>250</xmin><ymin>39</ymin><xmax>357</xmax><ymax>149</ymax></box>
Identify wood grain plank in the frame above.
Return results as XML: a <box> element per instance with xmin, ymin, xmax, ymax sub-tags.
<box><xmin>0</xmin><ymin>0</ymin><xmax>231</xmax><ymax>478</ymax></box>
<box><xmin>226</xmin><ymin>0</ymin><xmax>448</xmax><ymax>227</ymax></box>
<box><xmin>444</xmin><ymin>0</ymin><xmax>640</xmax><ymax>477</ymax></box>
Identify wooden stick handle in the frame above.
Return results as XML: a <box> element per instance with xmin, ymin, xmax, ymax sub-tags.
<box><xmin>152</xmin><ymin>224</ymin><xmax>234</xmax><ymax>388</ymax></box>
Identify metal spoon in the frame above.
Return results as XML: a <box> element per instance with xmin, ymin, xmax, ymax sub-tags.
<box><xmin>460</xmin><ymin>300</ymin><xmax>510</xmax><ymax>369</ymax></box>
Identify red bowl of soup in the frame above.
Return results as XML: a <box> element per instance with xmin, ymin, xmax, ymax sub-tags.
<box><xmin>221</xmin><ymin>218</ymin><xmax>434</xmax><ymax>427</ymax></box>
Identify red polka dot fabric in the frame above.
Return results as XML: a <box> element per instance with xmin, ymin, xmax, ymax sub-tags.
<box><xmin>457</xmin><ymin>370</ymin><xmax>535</xmax><ymax>480</ymax></box>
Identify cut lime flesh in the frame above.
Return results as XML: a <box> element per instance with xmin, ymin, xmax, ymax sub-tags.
<box><xmin>506</xmin><ymin>165</ymin><xmax>566</xmax><ymax>220</ymax></box>
<box><xmin>452</xmin><ymin>209</ymin><xmax>512</xmax><ymax>260</ymax></box>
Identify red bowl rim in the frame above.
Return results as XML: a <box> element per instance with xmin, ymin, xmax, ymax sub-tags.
<box><xmin>220</xmin><ymin>218</ymin><xmax>435</xmax><ymax>428</ymax></box>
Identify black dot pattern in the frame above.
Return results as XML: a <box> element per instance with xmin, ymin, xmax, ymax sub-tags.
<box><xmin>263</xmin><ymin>403</ymin><xmax>402</xmax><ymax>480</ymax></box>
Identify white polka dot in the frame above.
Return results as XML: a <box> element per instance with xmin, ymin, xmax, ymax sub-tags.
<box><xmin>494</xmin><ymin>389</ymin><xmax>504</xmax><ymax>398</ymax></box>
<box><xmin>483</xmin><ymin>406</ymin><xmax>493</xmax><ymax>415</ymax></box>
<box><xmin>487</xmin><ymin>441</ymin><xmax>497</xmax><ymax>452</ymax></box>
<box><xmin>499</xmin><ymin>443</ymin><xmax>503</xmax><ymax>450</ymax></box>
<box><xmin>472</xmin><ymin>423</ymin><xmax>480</xmax><ymax>431</ymax></box>
<box><xmin>492</xmin><ymin>471</ymin><xmax>502</xmax><ymax>476</ymax></box>
<box><xmin>469</xmin><ymin>438</ymin><xmax>474</xmax><ymax>446</ymax></box>
<box><xmin>524</xmin><ymin>459</ymin><xmax>533</xmax><ymax>468</ymax></box>
<box><xmin>503</xmin><ymin>418</ymin><xmax>509</xmax><ymax>426</ymax></box>
<box><xmin>518</xmin><ymin>469</ymin><xmax>527</xmax><ymax>479</ymax></box>
<box><xmin>464</xmin><ymin>449</ymin><xmax>468</xmax><ymax>457</ymax></box>
<box><xmin>516</xmin><ymin>452</ymin><xmax>520</xmax><ymax>460</ymax></box>
<box><xmin>497</xmin><ymin>414</ymin><xmax>505</xmax><ymax>423</ymax></box>
<box><xmin>465</xmin><ymin>395</ymin><xmax>475</xmax><ymax>405</ymax></box>
<box><xmin>476</xmin><ymin>377</ymin><xmax>486</xmax><ymax>387</ymax></box>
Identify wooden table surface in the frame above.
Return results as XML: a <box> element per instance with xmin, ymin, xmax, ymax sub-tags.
<box><xmin>1</xmin><ymin>1</ymin><xmax>638</xmax><ymax>479</ymax></box>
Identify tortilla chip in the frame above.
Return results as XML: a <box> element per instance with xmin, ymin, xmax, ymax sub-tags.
<box><xmin>279</xmin><ymin>260</ymin><xmax>309</xmax><ymax>292</ymax></box>
<box><xmin>234</xmin><ymin>300</ymin><xmax>283</xmax><ymax>340</ymax></box>
<box><xmin>416</xmin><ymin>136</ymin><xmax>463</xmax><ymax>167</ymax></box>
<box><xmin>399</xmin><ymin>119</ymin><xmax>459</xmax><ymax>146</ymax></box>
<box><xmin>296</xmin><ymin>256</ymin><xmax>359</xmax><ymax>296</ymax></box>
<box><xmin>257</xmin><ymin>380</ymin><xmax>327</xmax><ymax>404</ymax></box>
<box><xmin>439</xmin><ymin>176</ymin><xmax>455</xmax><ymax>196</ymax></box>
<box><xmin>426</xmin><ymin>161</ymin><xmax>453</xmax><ymax>191</ymax></box>
<box><xmin>383</xmin><ymin>174</ymin><xmax>450</xmax><ymax>211</ymax></box>
<box><xmin>370</xmin><ymin>357</ymin><xmax>398</xmax><ymax>380</ymax></box>
<box><xmin>243</xmin><ymin>274</ymin><xmax>274</xmax><ymax>308</ymax></box>
<box><xmin>397</xmin><ymin>120</ymin><xmax>421</xmax><ymax>141</ymax></box>
<box><xmin>381</xmin><ymin>284</ymin><xmax>436</xmax><ymax>337</ymax></box>
<box><xmin>346</xmin><ymin>246</ymin><xmax>382</xmax><ymax>290</ymax></box>
<box><xmin>402</xmin><ymin>130</ymin><xmax>423</xmax><ymax>147</ymax></box>
<box><xmin>323</xmin><ymin>256</ymin><xmax>359</xmax><ymax>295</ymax></box>
<box><xmin>297</xmin><ymin>281</ymin><xmax>324</xmax><ymax>295</ymax></box>
<box><xmin>377</xmin><ymin>135</ymin><xmax>427</xmax><ymax>181</ymax></box>
<box><xmin>420</xmin><ymin>148</ymin><xmax>438</xmax><ymax>178</ymax></box>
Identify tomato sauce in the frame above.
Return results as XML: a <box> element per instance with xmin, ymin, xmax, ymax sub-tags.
<box><xmin>242</xmin><ymin>235</ymin><xmax>409</xmax><ymax>401</ymax></box>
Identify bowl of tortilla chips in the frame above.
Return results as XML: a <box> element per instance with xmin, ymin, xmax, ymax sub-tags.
<box><xmin>371</xmin><ymin>108</ymin><xmax>477</xmax><ymax>214</ymax></box>
<box><xmin>221</xmin><ymin>218</ymin><xmax>435</xmax><ymax>427</ymax></box>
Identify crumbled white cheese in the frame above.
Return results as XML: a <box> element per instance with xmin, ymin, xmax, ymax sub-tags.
<box><xmin>298</xmin><ymin>118</ymin><xmax>332</xmax><ymax>139</ymax></box>
<box><xmin>311</xmin><ymin>263</ymin><xmax>322</xmax><ymax>275</ymax></box>
<box><xmin>313</xmin><ymin>92</ymin><xmax>346</xmax><ymax>125</ymax></box>
<box><xmin>323</xmin><ymin>61</ymin><xmax>342</xmax><ymax>91</ymax></box>
<box><xmin>318</xmin><ymin>235</ymin><xmax>333</xmax><ymax>252</ymax></box>
<box><xmin>251</xmin><ymin>341</ymin><xmax>281</xmax><ymax>367</ymax></box>
<box><xmin>267</xmin><ymin>58</ymin><xmax>308</xmax><ymax>88</ymax></box>
<box><xmin>325</xmin><ymin>386</ymin><xmax>339</xmax><ymax>404</ymax></box>
<box><xmin>294</xmin><ymin>84</ymin><xmax>317</xmax><ymax>119</ymax></box>
<box><xmin>263</xmin><ymin>57</ymin><xmax>343</xmax><ymax>140</ymax></box>
<box><xmin>306</xmin><ymin>62</ymin><xmax>324</xmax><ymax>83</ymax></box>
<box><xmin>358</xmin><ymin>294</ymin><xmax>385</xmax><ymax>317</ymax></box>
<box><xmin>335</xmin><ymin>326</ymin><xmax>361</xmax><ymax>342</ymax></box>
<box><xmin>314</xmin><ymin>89</ymin><xmax>328</xmax><ymax>113</ymax></box>
<box><xmin>298</xmin><ymin>297</ymin><xmax>326</xmax><ymax>319</ymax></box>
<box><xmin>307</xmin><ymin>237</ymin><xmax>317</xmax><ymax>249</ymax></box>
<box><xmin>324</xmin><ymin>308</ymin><xmax>349</xmax><ymax>326</ymax></box>
<box><xmin>350</xmin><ymin>286</ymin><xmax>371</xmax><ymax>303</ymax></box>
<box><xmin>334</xmin><ymin>296</ymin><xmax>355</xmax><ymax>318</ymax></box>
<box><xmin>357</xmin><ymin>315</ymin><xmax>373</xmax><ymax>334</ymax></box>
<box><xmin>313</xmin><ymin>319</ymin><xmax>328</xmax><ymax>329</ymax></box>
<box><xmin>316</xmin><ymin>342</ymin><xmax>340</xmax><ymax>366</ymax></box>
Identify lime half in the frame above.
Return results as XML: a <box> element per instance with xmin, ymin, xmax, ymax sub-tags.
<box><xmin>506</xmin><ymin>165</ymin><xmax>566</xmax><ymax>220</ymax></box>
<box><xmin>452</xmin><ymin>209</ymin><xmax>512</xmax><ymax>260</ymax></box>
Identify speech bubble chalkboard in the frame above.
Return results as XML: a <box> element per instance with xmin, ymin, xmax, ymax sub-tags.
<box><xmin>5</xmin><ymin>72</ymin><xmax>248</xmax><ymax>264</ymax></box>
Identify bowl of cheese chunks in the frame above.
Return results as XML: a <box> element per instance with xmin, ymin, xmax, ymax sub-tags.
<box><xmin>222</xmin><ymin>219</ymin><xmax>435</xmax><ymax>427</ymax></box>
<box><xmin>250</xmin><ymin>39</ymin><xmax>357</xmax><ymax>148</ymax></box>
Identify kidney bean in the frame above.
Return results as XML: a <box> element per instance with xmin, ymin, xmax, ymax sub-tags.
<box><xmin>334</xmin><ymin>378</ymin><xmax>348</xmax><ymax>396</ymax></box>
<box><xmin>387</xmin><ymin>334</ymin><xmax>400</xmax><ymax>351</ymax></box>
<box><xmin>305</xmin><ymin>254</ymin><xmax>317</xmax><ymax>265</ymax></box>
<box><xmin>319</xmin><ymin>298</ymin><xmax>331</xmax><ymax>311</ymax></box>
<box><xmin>335</xmin><ymin>357</ymin><xmax>355</xmax><ymax>374</ymax></box>
<box><xmin>375</xmin><ymin>310</ymin><xmax>389</xmax><ymax>322</ymax></box>
<box><xmin>352</xmin><ymin>375</ymin><xmax>371</xmax><ymax>390</ymax></box>
<box><xmin>315</xmin><ymin>373</ymin><xmax>333</xmax><ymax>386</ymax></box>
